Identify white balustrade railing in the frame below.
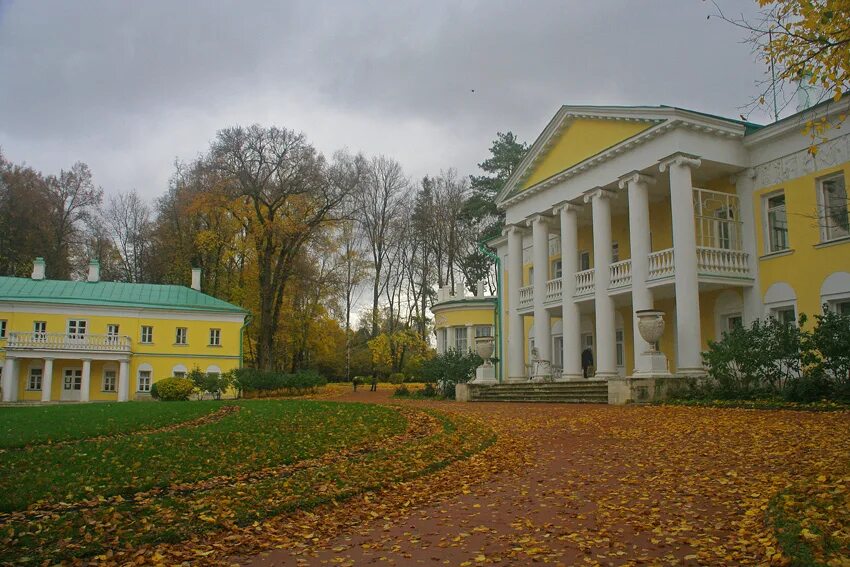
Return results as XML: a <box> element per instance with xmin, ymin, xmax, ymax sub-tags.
<box><xmin>575</xmin><ymin>269</ymin><xmax>595</xmax><ymax>296</ymax></box>
<box><xmin>609</xmin><ymin>259</ymin><xmax>632</xmax><ymax>288</ymax></box>
<box><xmin>545</xmin><ymin>277</ymin><xmax>562</xmax><ymax>303</ymax></box>
<box><xmin>518</xmin><ymin>285</ymin><xmax>534</xmax><ymax>308</ymax></box>
<box><xmin>648</xmin><ymin>248</ymin><xmax>675</xmax><ymax>280</ymax></box>
<box><xmin>697</xmin><ymin>247</ymin><xmax>749</xmax><ymax>277</ymax></box>
<box><xmin>7</xmin><ymin>332</ymin><xmax>131</xmax><ymax>352</ymax></box>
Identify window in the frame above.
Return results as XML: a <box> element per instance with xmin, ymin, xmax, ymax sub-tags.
<box><xmin>611</xmin><ymin>242</ymin><xmax>620</xmax><ymax>263</ymax></box>
<box><xmin>27</xmin><ymin>368</ymin><xmax>43</xmax><ymax>390</ymax></box>
<box><xmin>175</xmin><ymin>327</ymin><xmax>188</xmax><ymax>345</ymax></box>
<box><xmin>615</xmin><ymin>329</ymin><xmax>624</xmax><ymax>367</ymax></box>
<box><xmin>715</xmin><ymin>208</ymin><xmax>737</xmax><ymax>250</ymax></box>
<box><xmin>527</xmin><ymin>267</ymin><xmax>534</xmax><ymax>285</ymax></box>
<box><xmin>819</xmin><ymin>173</ymin><xmax>849</xmax><ymax>241</ymax></box>
<box><xmin>33</xmin><ymin>321</ymin><xmax>46</xmax><ymax>340</ymax></box>
<box><xmin>0</xmin><ymin>319</ymin><xmax>6</xmax><ymax>339</ymax></box>
<box><xmin>838</xmin><ymin>301</ymin><xmax>850</xmax><ymax>316</ymax></box>
<box><xmin>552</xmin><ymin>259</ymin><xmax>562</xmax><ymax>279</ymax></box>
<box><xmin>64</xmin><ymin>369</ymin><xmax>82</xmax><ymax>391</ymax></box>
<box><xmin>579</xmin><ymin>251</ymin><xmax>591</xmax><ymax>271</ymax></box>
<box><xmin>725</xmin><ymin>314</ymin><xmax>743</xmax><ymax>331</ymax></box>
<box><xmin>765</xmin><ymin>193</ymin><xmax>789</xmax><ymax>253</ymax></box>
<box><xmin>772</xmin><ymin>306</ymin><xmax>797</xmax><ymax>326</ymax></box>
<box><xmin>173</xmin><ymin>371</ymin><xmax>186</xmax><ymax>378</ymax></box>
<box><xmin>455</xmin><ymin>327</ymin><xmax>468</xmax><ymax>352</ymax></box>
<box><xmin>474</xmin><ymin>326</ymin><xmax>492</xmax><ymax>338</ymax></box>
<box><xmin>140</xmin><ymin>326</ymin><xmax>153</xmax><ymax>344</ymax></box>
<box><xmin>553</xmin><ymin>336</ymin><xmax>564</xmax><ymax>368</ymax></box>
<box><xmin>67</xmin><ymin>319</ymin><xmax>87</xmax><ymax>340</ymax></box>
<box><xmin>103</xmin><ymin>370</ymin><xmax>116</xmax><ymax>392</ymax></box>
<box><xmin>138</xmin><ymin>370</ymin><xmax>152</xmax><ymax>392</ymax></box>
<box><xmin>209</xmin><ymin>328</ymin><xmax>221</xmax><ymax>346</ymax></box>
<box><xmin>107</xmin><ymin>324</ymin><xmax>119</xmax><ymax>343</ymax></box>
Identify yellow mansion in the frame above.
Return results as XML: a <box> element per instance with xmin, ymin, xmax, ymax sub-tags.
<box><xmin>0</xmin><ymin>260</ymin><xmax>247</xmax><ymax>402</ymax></box>
<box><xmin>434</xmin><ymin>97</ymin><xmax>850</xmax><ymax>388</ymax></box>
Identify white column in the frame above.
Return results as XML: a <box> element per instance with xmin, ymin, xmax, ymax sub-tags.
<box><xmin>506</xmin><ymin>225</ymin><xmax>525</xmax><ymax>379</ymax></box>
<box><xmin>118</xmin><ymin>359</ymin><xmax>130</xmax><ymax>402</ymax></box>
<box><xmin>659</xmin><ymin>154</ymin><xmax>704</xmax><ymax>374</ymax></box>
<box><xmin>466</xmin><ymin>324</ymin><xmax>474</xmax><ymax>352</ymax></box>
<box><xmin>80</xmin><ymin>359</ymin><xmax>92</xmax><ymax>402</ymax></box>
<box><xmin>2</xmin><ymin>357</ymin><xmax>17</xmax><ymax>402</ymax></box>
<box><xmin>558</xmin><ymin>203</ymin><xmax>583</xmax><ymax>379</ymax></box>
<box><xmin>584</xmin><ymin>188</ymin><xmax>617</xmax><ymax>378</ymax></box>
<box><xmin>620</xmin><ymin>172</ymin><xmax>656</xmax><ymax>374</ymax></box>
<box><xmin>530</xmin><ymin>215</ymin><xmax>552</xmax><ymax>365</ymax></box>
<box><xmin>41</xmin><ymin>358</ymin><xmax>54</xmax><ymax>402</ymax></box>
<box><xmin>734</xmin><ymin>169</ymin><xmax>762</xmax><ymax>326</ymax></box>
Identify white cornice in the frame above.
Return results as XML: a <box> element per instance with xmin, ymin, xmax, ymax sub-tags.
<box><xmin>0</xmin><ymin>301</ymin><xmax>247</xmax><ymax>324</ymax></box>
<box><xmin>743</xmin><ymin>97</ymin><xmax>850</xmax><ymax>147</ymax></box>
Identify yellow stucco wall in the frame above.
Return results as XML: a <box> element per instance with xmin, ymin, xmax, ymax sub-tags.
<box><xmin>1</xmin><ymin>307</ymin><xmax>244</xmax><ymax>401</ymax></box>
<box><xmin>432</xmin><ymin>303</ymin><xmax>496</xmax><ymax>329</ymax></box>
<box><xmin>522</xmin><ymin>118</ymin><xmax>653</xmax><ymax>189</ymax></box>
<box><xmin>754</xmin><ymin>162</ymin><xmax>850</xmax><ymax>318</ymax></box>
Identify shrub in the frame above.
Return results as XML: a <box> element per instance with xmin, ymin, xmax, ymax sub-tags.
<box><xmin>150</xmin><ymin>377</ymin><xmax>195</xmax><ymax>401</ymax></box>
<box><xmin>393</xmin><ymin>384</ymin><xmax>410</xmax><ymax>397</ymax></box>
<box><xmin>388</xmin><ymin>372</ymin><xmax>405</xmax><ymax>384</ymax></box>
<box><xmin>233</xmin><ymin>368</ymin><xmax>327</xmax><ymax>397</ymax></box>
<box><xmin>189</xmin><ymin>367</ymin><xmax>234</xmax><ymax>400</ymax></box>
<box><xmin>694</xmin><ymin>309</ymin><xmax>850</xmax><ymax>403</ymax></box>
<box><xmin>419</xmin><ymin>349</ymin><xmax>482</xmax><ymax>398</ymax></box>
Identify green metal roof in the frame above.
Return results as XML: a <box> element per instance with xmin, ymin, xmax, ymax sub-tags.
<box><xmin>0</xmin><ymin>276</ymin><xmax>247</xmax><ymax>314</ymax></box>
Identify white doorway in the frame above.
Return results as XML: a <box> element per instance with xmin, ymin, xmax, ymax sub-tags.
<box><xmin>61</xmin><ymin>368</ymin><xmax>82</xmax><ymax>401</ymax></box>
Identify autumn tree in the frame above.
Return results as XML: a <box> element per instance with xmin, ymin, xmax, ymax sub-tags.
<box><xmin>104</xmin><ymin>190</ymin><xmax>153</xmax><ymax>282</ymax></box>
<box><xmin>209</xmin><ymin>125</ymin><xmax>363</xmax><ymax>370</ymax></box>
<box><xmin>0</xmin><ymin>153</ymin><xmax>52</xmax><ymax>276</ymax></box>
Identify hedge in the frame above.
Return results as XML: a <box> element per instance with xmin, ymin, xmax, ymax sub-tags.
<box><xmin>233</xmin><ymin>369</ymin><xmax>327</xmax><ymax>397</ymax></box>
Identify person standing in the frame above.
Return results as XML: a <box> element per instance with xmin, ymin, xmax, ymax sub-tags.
<box><xmin>581</xmin><ymin>347</ymin><xmax>594</xmax><ymax>379</ymax></box>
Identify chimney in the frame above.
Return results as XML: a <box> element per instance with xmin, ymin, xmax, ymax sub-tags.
<box><xmin>31</xmin><ymin>257</ymin><xmax>45</xmax><ymax>280</ymax></box>
<box><xmin>795</xmin><ymin>71</ymin><xmax>815</xmax><ymax>112</ymax></box>
<box><xmin>87</xmin><ymin>260</ymin><xmax>100</xmax><ymax>283</ymax></box>
<box><xmin>191</xmin><ymin>268</ymin><xmax>202</xmax><ymax>291</ymax></box>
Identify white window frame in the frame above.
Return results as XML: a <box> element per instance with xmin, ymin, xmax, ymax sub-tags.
<box><xmin>454</xmin><ymin>326</ymin><xmax>468</xmax><ymax>352</ymax></box>
<box><xmin>818</xmin><ymin>172</ymin><xmax>849</xmax><ymax>242</ymax></box>
<box><xmin>611</xmin><ymin>242</ymin><xmax>619</xmax><ymax>263</ymax></box>
<box><xmin>137</xmin><ymin>370</ymin><xmax>152</xmax><ymax>392</ymax></box>
<box><xmin>763</xmin><ymin>191</ymin><xmax>790</xmax><ymax>253</ymax></box>
<box><xmin>474</xmin><ymin>325</ymin><xmax>492</xmax><ymax>338</ymax></box>
<box><xmin>106</xmin><ymin>324</ymin><xmax>120</xmax><ymax>343</ymax></box>
<box><xmin>527</xmin><ymin>267</ymin><xmax>534</xmax><ymax>286</ymax></box>
<box><xmin>33</xmin><ymin>320</ymin><xmax>47</xmax><ymax>340</ymax></box>
<box><xmin>67</xmin><ymin>319</ymin><xmax>87</xmax><ymax>340</ymax></box>
<box><xmin>552</xmin><ymin>259</ymin><xmax>562</xmax><ymax>279</ymax></box>
<box><xmin>0</xmin><ymin>319</ymin><xmax>6</xmax><ymax>339</ymax></box>
<box><xmin>615</xmin><ymin>329</ymin><xmax>625</xmax><ymax>369</ymax></box>
<box><xmin>209</xmin><ymin>328</ymin><xmax>221</xmax><ymax>346</ymax></box>
<box><xmin>579</xmin><ymin>251</ymin><xmax>591</xmax><ymax>271</ymax></box>
<box><xmin>552</xmin><ymin>334</ymin><xmax>564</xmax><ymax>368</ymax></box>
<box><xmin>27</xmin><ymin>367</ymin><xmax>43</xmax><ymax>391</ymax></box>
<box><xmin>63</xmin><ymin>368</ymin><xmax>82</xmax><ymax>391</ymax></box>
<box><xmin>102</xmin><ymin>369</ymin><xmax>117</xmax><ymax>392</ymax></box>
<box><xmin>770</xmin><ymin>303</ymin><xmax>798</xmax><ymax>326</ymax></box>
<box><xmin>140</xmin><ymin>326</ymin><xmax>153</xmax><ymax>344</ymax></box>
<box><xmin>175</xmin><ymin>327</ymin><xmax>188</xmax><ymax>345</ymax></box>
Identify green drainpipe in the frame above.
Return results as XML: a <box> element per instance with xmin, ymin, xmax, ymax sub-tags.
<box><xmin>477</xmin><ymin>242</ymin><xmax>503</xmax><ymax>383</ymax></box>
<box><xmin>239</xmin><ymin>313</ymin><xmax>253</xmax><ymax>369</ymax></box>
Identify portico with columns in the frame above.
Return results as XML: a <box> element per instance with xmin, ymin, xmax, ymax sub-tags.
<box><xmin>490</xmin><ymin>106</ymin><xmax>758</xmax><ymax>385</ymax></box>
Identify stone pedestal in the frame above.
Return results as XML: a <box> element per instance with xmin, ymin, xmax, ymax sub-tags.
<box><xmin>471</xmin><ymin>365</ymin><xmax>497</xmax><ymax>384</ymax></box>
<box><xmin>608</xmin><ymin>375</ymin><xmax>686</xmax><ymax>405</ymax></box>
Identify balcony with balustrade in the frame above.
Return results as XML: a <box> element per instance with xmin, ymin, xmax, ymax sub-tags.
<box><xmin>6</xmin><ymin>332</ymin><xmax>132</xmax><ymax>355</ymax></box>
<box><xmin>514</xmin><ymin>188</ymin><xmax>752</xmax><ymax>313</ymax></box>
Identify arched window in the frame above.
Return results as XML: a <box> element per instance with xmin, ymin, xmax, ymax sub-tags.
<box><xmin>714</xmin><ymin>289</ymin><xmax>744</xmax><ymax>338</ymax></box>
<box><xmin>764</xmin><ymin>282</ymin><xmax>797</xmax><ymax>325</ymax></box>
<box><xmin>171</xmin><ymin>364</ymin><xmax>188</xmax><ymax>378</ymax></box>
<box><xmin>820</xmin><ymin>272</ymin><xmax>850</xmax><ymax>315</ymax></box>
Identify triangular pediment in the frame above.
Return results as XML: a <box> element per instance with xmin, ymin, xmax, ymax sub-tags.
<box><xmin>520</xmin><ymin>117</ymin><xmax>655</xmax><ymax>189</ymax></box>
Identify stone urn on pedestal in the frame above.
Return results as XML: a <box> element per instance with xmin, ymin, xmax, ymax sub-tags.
<box><xmin>471</xmin><ymin>336</ymin><xmax>497</xmax><ymax>384</ymax></box>
<box><xmin>635</xmin><ymin>309</ymin><xmax>670</xmax><ymax>376</ymax></box>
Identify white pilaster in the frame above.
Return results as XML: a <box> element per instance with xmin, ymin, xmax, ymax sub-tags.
<box><xmin>2</xmin><ymin>357</ymin><xmax>17</xmax><ymax>402</ymax></box>
<box><xmin>659</xmin><ymin>154</ymin><xmax>704</xmax><ymax>374</ymax></box>
<box><xmin>620</xmin><ymin>172</ymin><xmax>656</xmax><ymax>373</ymax></box>
<box><xmin>733</xmin><ymin>169</ymin><xmax>762</xmax><ymax>325</ymax></box>
<box><xmin>585</xmin><ymin>188</ymin><xmax>617</xmax><ymax>378</ymax></box>
<box><xmin>558</xmin><ymin>203</ymin><xmax>583</xmax><ymax>380</ymax></box>
<box><xmin>506</xmin><ymin>225</ymin><xmax>526</xmax><ymax>380</ymax></box>
<box><xmin>41</xmin><ymin>358</ymin><xmax>54</xmax><ymax>403</ymax></box>
<box><xmin>530</xmin><ymin>215</ymin><xmax>552</xmax><ymax>365</ymax></box>
<box><xmin>81</xmin><ymin>359</ymin><xmax>92</xmax><ymax>402</ymax></box>
<box><xmin>118</xmin><ymin>359</ymin><xmax>130</xmax><ymax>402</ymax></box>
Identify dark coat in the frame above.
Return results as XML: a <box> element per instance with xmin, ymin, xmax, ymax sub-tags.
<box><xmin>581</xmin><ymin>348</ymin><xmax>594</xmax><ymax>369</ymax></box>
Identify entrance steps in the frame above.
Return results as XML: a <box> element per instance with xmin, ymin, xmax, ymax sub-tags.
<box><xmin>469</xmin><ymin>380</ymin><xmax>608</xmax><ymax>403</ymax></box>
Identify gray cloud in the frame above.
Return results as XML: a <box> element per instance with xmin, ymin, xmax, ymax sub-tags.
<box><xmin>0</xmin><ymin>0</ymin><xmax>766</xmax><ymax>197</ymax></box>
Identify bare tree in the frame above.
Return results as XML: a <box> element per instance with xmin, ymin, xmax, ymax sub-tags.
<box><xmin>46</xmin><ymin>162</ymin><xmax>103</xmax><ymax>278</ymax></box>
<box><xmin>356</xmin><ymin>155</ymin><xmax>409</xmax><ymax>338</ymax></box>
<box><xmin>104</xmin><ymin>190</ymin><xmax>152</xmax><ymax>282</ymax></box>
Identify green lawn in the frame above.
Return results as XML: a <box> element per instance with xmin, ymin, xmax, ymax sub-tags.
<box><xmin>0</xmin><ymin>401</ymin><xmax>223</xmax><ymax>448</ymax></box>
<box><xmin>0</xmin><ymin>399</ymin><xmax>494</xmax><ymax>563</ymax></box>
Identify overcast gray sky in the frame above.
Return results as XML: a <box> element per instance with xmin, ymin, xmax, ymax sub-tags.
<box><xmin>0</xmin><ymin>0</ymin><xmax>768</xmax><ymax>199</ymax></box>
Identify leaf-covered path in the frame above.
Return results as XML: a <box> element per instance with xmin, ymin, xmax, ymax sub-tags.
<box><xmin>238</xmin><ymin>389</ymin><xmax>850</xmax><ymax>566</ymax></box>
